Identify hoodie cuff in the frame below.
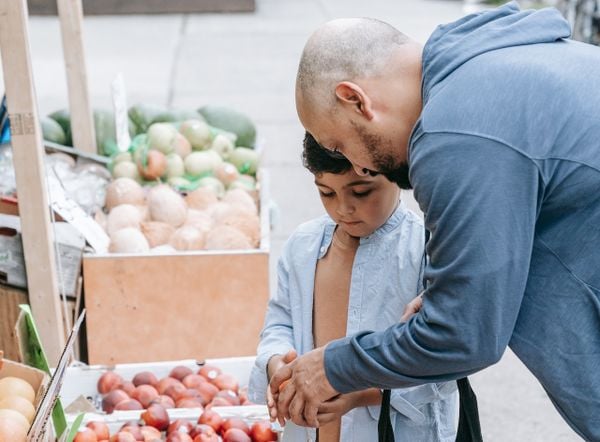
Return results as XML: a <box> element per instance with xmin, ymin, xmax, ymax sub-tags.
<box><xmin>324</xmin><ymin>335</ymin><xmax>373</xmax><ymax>393</ymax></box>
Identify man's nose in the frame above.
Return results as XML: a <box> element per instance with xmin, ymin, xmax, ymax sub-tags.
<box><xmin>353</xmin><ymin>164</ymin><xmax>370</xmax><ymax>177</ymax></box>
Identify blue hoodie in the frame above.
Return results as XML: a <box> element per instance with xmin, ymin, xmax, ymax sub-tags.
<box><xmin>324</xmin><ymin>3</ymin><xmax>600</xmax><ymax>439</ymax></box>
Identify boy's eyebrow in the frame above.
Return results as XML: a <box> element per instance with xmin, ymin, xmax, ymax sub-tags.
<box><xmin>314</xmin><ymin>179</ymin><xmax>373</xmax><ymax>188</ymax></box>
<box><xmin>344</xmin><ymin>180</ymin><xmax>373</xmax><ymax>188</ymax></box>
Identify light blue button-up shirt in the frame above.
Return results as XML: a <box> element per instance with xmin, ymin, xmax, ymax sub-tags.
<box><xmin>249</xmin><ymin>202</ymin><xmax>458</xmax><ymax>441</ymax></box>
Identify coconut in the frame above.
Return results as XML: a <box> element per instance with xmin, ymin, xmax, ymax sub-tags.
<box><xmin>0</xmin><ymin>397</ymin><xmax>35</xmax><ymax>423</ymax></box>
<box><xmin>140</xmin><ymin>221</ymin><xmax>176</xmax><ymax>248</ymax></box>
<box><xmin>150</xmin><ymin>244</ymin><xmax>177</xmax><ymax>254</ymax></box>
<box><xmin>229</xmin><ymin>147</ymin><xmax>259</xmax><ymax>175</ymax></box>
<box><xmin>205</xmin><ymin>225</ymin><xmax>252</xmax><ymax>250</ymax></box>
<box><xmin>137</xmin><ymin>149</ymin><xmax>167</xmax><ymax>181</ymax></box>
<box><xmin>112</xmin><ymin>151</ymin><xmax>133</xmax><ymax>164</ymax></box>
<box><xmin>185</xmin><ymin>209</ymin><xmax>213</xmax><ymax>234</ymax></box>
<box><xmin>112</xmin><ymin>161</ymin><xmax>140</xmax><ymax>181</ymax></box>
<box><xmin>214</xmin><ymin>162</ymin><xmax>240</xmax><ymax>187</ymax></box>
<box><xmin>0</xmin><ymin>409</ymin><xmax>28</xmax><ymax>442</ymax></box>
<box><xmin>185</xmin><ymin>187</ymin><xmax>218</xmax><ymax>211</ymax></box>
<box><xmin>207</xmin><ymin>202</ymin><xmax>232</xmax><ymax>222</ymax></box>
<box><xmin>147</xmin><ymin>122</ymin><xmax>177</xmax><ymax>154</ymax></box>
<box><xmin>197</xmin><ymin>176</ymin><xmax>225</xmax><ymax>198</ymax></box>
<box><xmin>109</xmin><ymin>228</ymin><xmax>150</xmax><ymax>253</ymax></box>
<box><xmin>220</xmin><ymin>211</ymin><xmax>260</xmax><ymax>247</ymax></box>
<box><xmin>170</xmin><ymin>226</ymin><xmax>205</xmax><ymax>251</ymax></box>
<box><xmin>171</xmin><ymin>132</ymin><xmax>192</xmax><ymax>158</ymax></box>
<box><xmin>180</xmin><ymin>119</ymin><xmax>212</xmax><ymax>150</ymax></box>
<box><xmin>147</xmin><ymin>185</ymin><xmax>187</xmax><ymax>227</ymax></box>
<box><xmin>106</xmin><ymin>204</ymin><xmax>143</xmax><ymax>236</ymax></box>
<box><xmin>105</xmin><ymin>177</ymin><xmax>145</xmax><ymax>210</ymax></box>
<box><xmin>210</xmin><ymin>133</ymin><xmax>235</xmax><ymax>160</ymax></box>
<box><xmin>165</xmin><ymin>153</ymin><xmax>185</xmax><ymax>179</ymax></box>
<box><xmin>222</xmin><ymin>188</ymin><xmax>257</xmax><ymax>214</ymax></box>
<box><xmin>184</xmin><ymin>150</ymin><xmax>222</xmax><ymax>179</ymax></box>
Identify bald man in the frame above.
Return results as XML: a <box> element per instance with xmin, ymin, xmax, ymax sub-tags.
<box><xmin>269</xmin><ymin>3</ymin><xmax>600</xmax><ymax>440</ymax></box>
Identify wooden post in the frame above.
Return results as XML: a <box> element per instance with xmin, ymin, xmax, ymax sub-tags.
<box><xmin>57</xmin><ymin>0</ymin><xmax>97</xmax><ymax>154</ymax></box>
<box><xmin>0</xmin><ymin>0</ymin><xmax>66</xmax><ymax>365</ymax></box>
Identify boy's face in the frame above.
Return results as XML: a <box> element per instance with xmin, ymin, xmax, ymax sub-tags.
<box><xmin>315</xmin><ymin>169</ymin><xmax>401</xmax><ymax>238</ymax></box>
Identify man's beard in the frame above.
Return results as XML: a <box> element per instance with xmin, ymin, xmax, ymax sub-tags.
<box><xmin>355</xmin><ymin>124</ymin><xmax>412</xmax><ymax>189</ymax></box>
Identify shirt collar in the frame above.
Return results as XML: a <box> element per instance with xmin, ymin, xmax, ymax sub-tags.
<box><xmin>317</xmin><ymin>199</ymin><xmax>406</xmax><ymax>258</ymax></box>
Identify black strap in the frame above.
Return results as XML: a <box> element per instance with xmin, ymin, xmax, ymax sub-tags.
<box><xmin>377</xmin><ymin>228</ymin><xmax>483</xmax><ymax>441</ymax></box>
<box><xmin>378</xmin><ymin>389</ymin><xmax>395</xmax><ymax>442</ymax></box>
<box><xmin>456</xmin><ymin>377</ymin><xmax>483</xmax><ymax>441</ymax></box>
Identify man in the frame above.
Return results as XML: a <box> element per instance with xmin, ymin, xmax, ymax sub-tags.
<box><xmin>269</xmin><ymin>2</ymin><xmax>600</xmax><ymax>439</ymax></box>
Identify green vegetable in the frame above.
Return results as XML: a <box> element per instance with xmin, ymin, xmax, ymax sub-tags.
<box><xmin>47</xmin><ymin>108</ymin><xmax>136</xmax><ymax>155</ymax></box>
<box><xmin>40</xmin><ymin>117</ymin><xmax>67</xmax><ymax>145</ymax></box>
<box><xmin>47</xmin><ymin>109</ymin><xmax>72</xmax><ymax>145</ymax></box>
<box><xmin>229</xmin><ymin>147</ymin><xmax>259</xmax><ymax>176</ymax></box>
<box><xmin>198</xmin><ymin>105</ymin><xmax>256</xmax><ymax>148</ymax></box>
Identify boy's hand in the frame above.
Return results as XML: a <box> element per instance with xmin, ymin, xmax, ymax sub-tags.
<box><xmin>315</xmin><ymin>392</ymin><xmax>359</xmax><ymax>425</ymax></box>
<box><xmin>267</xmin><ymin>349</ymin><xmax>297</xmax><ymax>425</ymax></box>
<box><xmin>401</xmin><ymin>293</ymin><xmax>423</xmax><ymax>322</ymax></box>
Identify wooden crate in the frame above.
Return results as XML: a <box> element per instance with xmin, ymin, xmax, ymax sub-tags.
<box><xmin>27</xmin><ymin>0</ymin><xmax>255</xmax><ymax>15</ymax></box>
<box><xmin>83</xmin><ymin>172</ymin><xmax>271</xmax><ymax>365</ymax></box>
<box><xmin>83</xmin><ymin>250</ymin><xmax>269</xmax><ymax>364</ymax></box>
<box><xmin>0</xmin><ymin>284</ymin><xmax>28</xmax><ymax>361</ymax></box>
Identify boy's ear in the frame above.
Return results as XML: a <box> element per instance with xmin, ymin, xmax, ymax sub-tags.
<box><xmin>334</xmin><ymin>81</ymin><xmax>374</xmax><ymax>120</ymax></box>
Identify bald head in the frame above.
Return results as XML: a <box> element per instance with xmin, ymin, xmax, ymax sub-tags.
<box><xmin>296</xmin><ymin>18</ymin><xmax>410</xmax><ymax>110</ymax></box>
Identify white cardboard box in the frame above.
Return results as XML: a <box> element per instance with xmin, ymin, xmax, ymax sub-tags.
<box><xmin>60</xmin><ymin>356</ymin><xmax>270</xmax><ymax>424</ymax></box>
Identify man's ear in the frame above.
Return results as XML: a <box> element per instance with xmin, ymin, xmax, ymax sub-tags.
<box><xmin>334</xmin><ymin>81</ymin><xmax>374</xmax><ymax>120</ymax></box>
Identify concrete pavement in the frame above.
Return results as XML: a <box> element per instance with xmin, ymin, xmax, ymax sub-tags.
<box><xmin>0</xmin><ymin>0</ymin><xmax>582</xmax><ymax>439</ymax></box>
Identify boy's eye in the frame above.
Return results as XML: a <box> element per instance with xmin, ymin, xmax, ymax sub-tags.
<box><xmin>319</xmin><ymin>191</ymin><xmax>335</xmax><ymax>198</ymax></box>
<box><xmin>353</xmin><ymin>190</ymin><xmax>372</xmax><ymax>198</ymax></box>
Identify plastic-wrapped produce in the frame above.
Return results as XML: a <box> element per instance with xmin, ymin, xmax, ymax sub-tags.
<box><xmin>0</xmin><ymin>144</ymin><xmax>110</xmax><ymax>215</ymax></box>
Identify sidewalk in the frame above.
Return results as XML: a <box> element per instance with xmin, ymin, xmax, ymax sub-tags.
<box><xmin>1</xmin><ymin>0</ymin><xmax>582</xmax><ymax>439</ymax></box>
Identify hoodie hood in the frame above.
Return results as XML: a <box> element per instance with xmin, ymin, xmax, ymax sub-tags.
<box><xmin>421</xmin><ymin>1</ymin><xmax>571</xmax><ymax>102</ymax></box>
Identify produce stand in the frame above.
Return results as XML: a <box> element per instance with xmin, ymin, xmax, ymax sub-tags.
<box><xmin>0</xmin><ymin>0</ymin><xmax>275</xmax><ymax>438</ymax></box>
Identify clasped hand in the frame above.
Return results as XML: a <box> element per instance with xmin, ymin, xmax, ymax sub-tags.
<box><xmin>267</xmin><ymin>346</ymin><xmax>340</xmax><ymax>428</ymax></box>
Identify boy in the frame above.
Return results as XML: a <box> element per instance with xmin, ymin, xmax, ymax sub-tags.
<box><xmin>249</xmin><ymin>133</ymin><xmax>457</xmax><ymax>441</ymax></box>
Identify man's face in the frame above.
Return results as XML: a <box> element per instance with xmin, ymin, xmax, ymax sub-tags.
<box><xmin>298</xmin><ymin>101</ymin><xmax>413</xmax><ymax>189</ymax></box>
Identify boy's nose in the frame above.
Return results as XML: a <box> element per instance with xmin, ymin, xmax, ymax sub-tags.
<box><xmin>336</xmin><ymin>201</ymin><xmax>355</xmax><ymax>216</ymax></box>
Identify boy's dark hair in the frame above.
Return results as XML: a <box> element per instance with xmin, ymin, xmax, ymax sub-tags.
<box><xmin>302</xmin><ymin>131</ymin><xmax>352</xmax><ymax>175</ymax></box>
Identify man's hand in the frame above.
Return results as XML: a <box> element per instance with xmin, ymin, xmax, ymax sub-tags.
<box><xmin>266</xmin><ymin>349</ymin><xmax>297</xmax><ymax>424</ymax></box>
<box><xmin>401</xmin><ymin>293</ymin><xmax>423</xmax><ymax>322</ymax></box>
<box><xmin>269</xmin><ymin>346</ymin><xmax>339</xmax><ymax>428</ymax></box>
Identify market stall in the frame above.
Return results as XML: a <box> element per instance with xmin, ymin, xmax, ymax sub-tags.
<box><xmin>0</xmin><ymin>0</ymin><xmax>277</xmax><ymax>439</ymax></box>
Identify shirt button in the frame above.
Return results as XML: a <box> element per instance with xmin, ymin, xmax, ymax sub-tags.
<box><xmin>320</xmin><ymin>246</ymin><xmax>325</xmax><ymax>253</ymax></box>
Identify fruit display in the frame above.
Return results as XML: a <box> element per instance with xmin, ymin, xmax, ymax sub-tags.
<box><xmin>73</xmin><ymin>412</ymin><xmax>278</xmax><ymax>442</ymax></box>
<box><xmin>102</xmin><ymin>180</ymin><xmax>261</xmax><ymax>253</ymax></box>
<box><xmin>0</xmin><ymin>356</ymin><xmax>38</xmax><ymax>442</ymax></box>
<box><xmin>84</xmin><ymin>103</ymin><xmax>264</xmax><ymax>255</ymax></box>
<box><xmin>109</xmin><ymin>118</ymin><xmax>259</xmax><ymax>191</ymax></box>
<box><xmin>44</xmin><ymin>104</ymin><xmax>258</xmax><ymax>159</ymax></box>
<box><xmin>95</xmin><ymin>365</ymin><xmax>252</xmax><ymax>415</ymax></box>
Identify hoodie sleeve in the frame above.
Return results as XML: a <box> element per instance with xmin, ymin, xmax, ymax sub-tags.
<box><xmin>324</xmin><ymin>133</ymin><xmax>540</xmax><ymax>392</ymax></box>
<box><xmin>248</xmin><ymin>241</ymin><xmax>296</xmax><ymax>404</ymax></box>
